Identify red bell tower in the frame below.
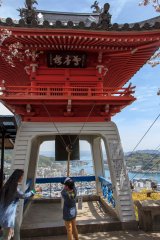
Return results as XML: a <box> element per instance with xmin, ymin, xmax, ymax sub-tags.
<box><xmin>0</xmin><ymin>30</ymin><xmax>138</xmax><ymax>122</ymax></box>
<box><xmin>0</xmin><ymin>3</ymin><xmax>160</xmax><ymax>121</ymax></box>
<box><xmin>0</xmin><ymin>1</ymin><xmax>160</xmax><ymax>230</ymax></box>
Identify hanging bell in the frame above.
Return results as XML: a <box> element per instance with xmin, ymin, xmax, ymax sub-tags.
<box><xmin>55</xmin><ymin>135</ymin><xmax>80</xmax><ymax>161</ymax></box>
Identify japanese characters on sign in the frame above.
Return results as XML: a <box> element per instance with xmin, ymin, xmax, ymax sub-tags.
<box><xmin>47</xmin><ymin>52</ymin><xmax>87</xmax><ymax>68</ymax></box>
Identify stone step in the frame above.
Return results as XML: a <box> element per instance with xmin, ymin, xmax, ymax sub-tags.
<box><xmin>21</xmin><ymin>230</ymin><xmax>159</xmax><ymax>240</ymax></box>
<box><xmin>119</xmin><ymin>192</ymin><xmax>131</xmax><ymax>196</ymax></box>
<box><xmin>21</xmin><ymin>221</ymin><xmax>122</xmax><ymax>238</ymax></box>
<box><xmin>119</xmin><ymin>196</ymin><xmax>131</xmax><ymax>201</ymax></box>
<box><xmin>120</xmin><ymin>206</ymin><xmax>133</xmax><ymax>211</ymax></box>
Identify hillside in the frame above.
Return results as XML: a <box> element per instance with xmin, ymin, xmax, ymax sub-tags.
<box><xmin>0</xmin><ymin>150</ymin><xmax>55</xmax><ymax>168</ymax></box>
<box><xmin>38</xmin><ymin>155</ymin><xmax>55</xmax><ymax>167</ymax></box>
<box><xmin>125</xmin><ymin>151</ymin><xmax>160</xmax><ymax>171</ymax></box>
<box><xmin>1</xmin><ymin>149</ymin><xmax>160</xmax><ymax>171</ymax></box>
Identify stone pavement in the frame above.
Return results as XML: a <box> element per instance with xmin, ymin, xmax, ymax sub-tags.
<box><xmin>22</xmin><ymin>201</ymin><xmax>118</xmax><ymax>229</ymax></box>
<box><xmin>21</xmin><ymin>199</ymin><xmax>160</xmax><ymax>240</ymax></box>
<box><xmin>22</xmin><ymin>230</ymin><xmax>160</xmax><ymax>240</ymax></box>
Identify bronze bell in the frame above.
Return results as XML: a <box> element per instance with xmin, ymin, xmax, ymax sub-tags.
<box><xmin>55</xmin><ymin>135</ymin><xmax>80</xmax><ymax>161</ymax></box>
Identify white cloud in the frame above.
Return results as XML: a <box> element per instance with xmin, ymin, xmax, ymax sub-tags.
<box><xmin>130</xmin><ymin>107</ymin><xmax>138</xmax><ymax>111</ymax></box>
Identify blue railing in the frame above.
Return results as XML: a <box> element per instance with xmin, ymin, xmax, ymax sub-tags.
<box><xmin>36</xmin><ymin>175</ymin><xmax>95</xmax><ymax>184</ymax></box>
<box><xmin>98</xmin><ymin>176</ymin><xmax>115</xmax><ymax>207</ymax></box>
<box><xmin>24</xmin><ymin>179</ymin><xmax>32</xmax><ymax>207</ymax></box>
<box><xmin>26</xmin><ymin>179</ymin><xmax>32</xmax><ymax>192</ymax></box>
<box><xmin>25</xmin><ymin>176</ymin><xmax>115</xmax><ymax>207</ymax></box>
<box><xmin>35</xmin><ymin>176</ymin><xmax>96</xmax><ymax>198</ymax></box>
<box><xmin>98</xmin><ymin>176</ymin><xmax>112</xmax><ymax>187</ymax></box>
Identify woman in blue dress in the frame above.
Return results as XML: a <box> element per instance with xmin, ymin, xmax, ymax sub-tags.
<box><xmin>0</xmin><ymin>169</ymin><xmax>36</xmax><ymax>240</ymax></box>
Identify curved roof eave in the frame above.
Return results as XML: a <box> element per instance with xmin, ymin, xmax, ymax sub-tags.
<box><xmin>0</xmin><ymin>15</ymin><xmax>160</xmax><ymax>32</ymax></box>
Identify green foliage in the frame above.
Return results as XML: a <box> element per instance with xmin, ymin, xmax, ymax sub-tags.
<box><xmin>2</xmin><ymin>149</ymin><xmax>160</xmax><ymax>171</ymax></box>
<box><xmin>125</xmin><ymin>151</ymin><xmax>160</xmax><ymax>170</ymax></box>
<box><xmin>38</xmin><ymin>155</ymin><xmax>55</xmax><ymax>167</ymax></box>
<box><xmin>0</xmin><ymin>150</ymin><xmax>55</xmax><ymax>169</ymax></box>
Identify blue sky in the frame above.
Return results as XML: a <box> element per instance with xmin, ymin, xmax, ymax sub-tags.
<box><xmin>0</xmin><ymin>0</ymin><xmax>160</xmax><ymax>152</ymax></box>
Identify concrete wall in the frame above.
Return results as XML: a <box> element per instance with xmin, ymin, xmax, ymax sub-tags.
<box><xmin>11</xmin><ymin>121</ymin><xmax>136</xmax><ymax>225</ymax></box>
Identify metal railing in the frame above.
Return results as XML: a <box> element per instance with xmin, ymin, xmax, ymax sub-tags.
<box><xmin>99</xmin><ymin>176</ymin><xmax>115</xmax><ymax>207</ymax></box>
<box><xmin>35</xmin><ymin>176</ymin><xmax>96</xmax><ymax>198</ymax></box>
<box><xmin>24</xmin><ymin>179</ymin><xmax>33</xmax><ymax>207</ymax></box>
<box><xmin>25</xmin><ymin>176</ymin><xmax>115</xmax><ymax>207</ymax></box>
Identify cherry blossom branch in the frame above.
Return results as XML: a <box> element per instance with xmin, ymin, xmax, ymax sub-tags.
<box><xmin>139</xmin><ymin>1</ymin><xmax>160</xmax><ymax>66</ymax></box>
<box><xmin>139</xmin><ymin>0</ymin><xmax>160</xmax><ymax>12</ymax></box>
<box><xmin>0</xmin><ymin>29</ymin><xmax>12</xmax><ymax>46</ymax></box>
<box><xmin>0</xmin><ymin>29</ymin><xmax>39</xmax><ymax>67</ymax></box>
<box><xmin>147</xmin><ymin>48</ymin><xmax>160</xmax><ymax>67</ymax></box>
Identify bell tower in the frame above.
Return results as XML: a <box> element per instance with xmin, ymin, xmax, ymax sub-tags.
<box><xmin>0</xmin><ymin>1</ymin><xmax>160</xmax><ymax>229</ymax></box>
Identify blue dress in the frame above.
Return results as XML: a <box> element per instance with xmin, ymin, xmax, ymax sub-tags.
<box><xmin>0</xmin><ymin>189</ymin><xmax>33</xmax><ymax>228</ymax></box>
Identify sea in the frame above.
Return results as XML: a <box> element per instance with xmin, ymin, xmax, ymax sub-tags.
<box><xmin>40</xmin><ymin>150</ymin><xmax>160</xmax><ymax>184</ymax></box>
<box><xmin>77</xmin><ymin>160</ymin><xmax>160</xmax><ymax>184</ymax></box>
<box><xmin>70</xmin><ymin>157</ymin><xmax>160</xmax><ymax>184</ymax></box>
<box><xmin>74</xmin><ymin>160</ymin><xmax>160</xmax><ymax>183</ymax></box>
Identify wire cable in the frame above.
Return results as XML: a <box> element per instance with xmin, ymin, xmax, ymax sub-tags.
<box><xmin>129</xmin><ymin>112</ymin><xmax>160</xmax><ymax>180</ymax></box>
<box><xmin>43</xmin><ymin>102</ymin><xmax>96</xmax><ymax>149</ymax></box>
<box><xmin>130</xmin><ymin>112</ymin><xmax>160</xmax><ymax>154</ymax></box>
<box><xmin>130</xmin><ymin>143</ymin><xmax>160</xmax><ymax>181</ymax></box>
<box><xmin>72</xmin><ymin>103</ymin><xmax>96</xmax><ymax>146</ymax></box>
<box><xmin>141</xmin><ymin>157</ymin><xmax>160</xmax><ymax>179</ymax></box>
<box><xmin>43</xmin><ymin>102</ymin><xmax>95</xmax><ymax>177</ymax></box>
<box><xmin>43</xmin><ymin>104</ymin><xmax>67</xmax><ymax>150</ymax></box>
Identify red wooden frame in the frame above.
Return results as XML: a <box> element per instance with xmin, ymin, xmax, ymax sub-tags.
<box><xmin>0</xmin><ymin>26</ymin><xmax>159</xmax><ymax>122</ymax></box>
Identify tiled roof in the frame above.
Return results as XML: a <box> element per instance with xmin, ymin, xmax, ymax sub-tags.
<box><xmin>0</xmin><ymin>10</ymin><xmax>160</xmax><ymax>31</ymax></box>
<box><xmin>39</xmin><ymin>10</ymin><xmax>160</xmax><ymax>27</ymax></box>
<box><xmin>37</xmin><ymin>10</ymin><xmax>99</xmax><ymax>25</ymax></box>
<box><xmin>124</xmin><ymin>15</ymin><xmax>160</xmax><ymax>28</ymax></box>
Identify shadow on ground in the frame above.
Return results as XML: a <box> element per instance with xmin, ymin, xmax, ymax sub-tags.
<box><xmin>22</xmin><ymin>230</ymin><xmax>160</xmax><ymax>240</ymax></box>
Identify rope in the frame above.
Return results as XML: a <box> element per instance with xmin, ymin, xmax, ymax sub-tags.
<box><xmin>43</xmin><ymin>102</ymin><xmax>96</xmax><ymax>177</ymax></box>
<box><xmin>43</xmin><ymin>104</ymin><xmax>67</xmax><ymax>150</ymax></box>
<box><xmin>66</xmin><ymin>145</ymin><xmax>72</xmax><ymax>177</ymax></box>
<box><xmin>72</xmin><ymin>103</ymin><xmax>96</xmax><ymax>146</ymax></box>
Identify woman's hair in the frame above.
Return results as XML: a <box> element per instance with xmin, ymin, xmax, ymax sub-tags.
<box><xmin>0</xmin><ymin>169</ymin><xmax>24</xmax><ymax>206</ymax></box>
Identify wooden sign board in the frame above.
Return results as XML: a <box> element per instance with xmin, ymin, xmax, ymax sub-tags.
<box><xmin>47</xmin><ymin>52</ymin><xmax>87</xmax><ymax>68</ymax></box>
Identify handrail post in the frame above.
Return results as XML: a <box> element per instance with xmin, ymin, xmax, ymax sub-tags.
<box><xmin>50</xmin><ymin>183</ymin><xmax>51</xmax><ymax>198</ymax></box>
<box><xmin>88</xmin><ymin>87</ymin><xmax>91</xmax><ymax>96</ymax></box>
